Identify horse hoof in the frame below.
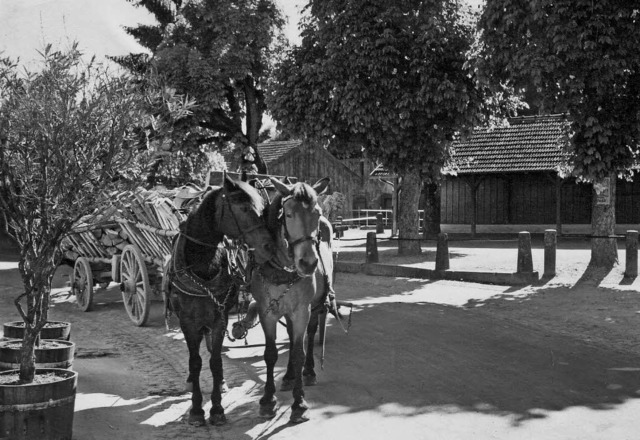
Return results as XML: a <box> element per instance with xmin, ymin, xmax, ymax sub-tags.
<box><xmin>259</xmin><ymin>401</ymin><xmax>278</xmax><ymax>419</ymax></box>
<box><xmin>290</xmin><ymin>407</ymin><xmax>310</xmax><ymax>424</ymax></box>
<box><xmin>280</xmin><ymin>378</ymin><xmax>294</xmax><ymax>391</ymax></box>
<box><xmin>188</xmin><ymin>413</ymin><xmax>206</xmax><ymax>426</ymax></box>
<box><xmin>209</xmin><ymin>413</ymin><xmax>227</xmax><ymax>426</ymax></box>
<box><xmin>303</xmin><ymin>375</ymin><xmax>317</xmax><ymax>386</ymax></box>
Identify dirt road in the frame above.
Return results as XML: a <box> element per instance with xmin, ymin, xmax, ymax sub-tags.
<box><xmin>3</xmin><ymin>236</ymin><xmax>640</xmax><ymax>439</ymax></box>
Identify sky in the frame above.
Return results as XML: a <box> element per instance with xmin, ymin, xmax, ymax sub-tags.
<box><xmin>0</xmin><ymin>0</ymin><xmax>485</xmax><ymax>66</ymax></box>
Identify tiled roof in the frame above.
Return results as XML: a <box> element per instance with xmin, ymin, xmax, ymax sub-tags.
<box><xmin>220</xmin><ymin>141</ymin><xmax>302</xmax><ymax>171</ymax></box>
<box><xmin>447</xmin><ymin>114</ymin><xmax>569</xmax><ymax>174</ymax></box>
<box><xmin>258</xmin><ymin>140</ymin><xmax>302</xmax><ymax>166</ymax></box>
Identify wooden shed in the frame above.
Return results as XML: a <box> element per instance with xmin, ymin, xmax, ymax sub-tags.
<box><xmin>221</xmin><ymin>140</ymin><xmax>363</xmax><ymax>218</ymax></box>
<box><xmin>444</xmin><ymin>114</ymin><xmax>640</xmax><ymax>234</ymax></box>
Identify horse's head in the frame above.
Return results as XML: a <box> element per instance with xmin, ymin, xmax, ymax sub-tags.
<box><xmin>269</xmin><ymin>177</ymin><xmax>330</xmax><ymax>277</ymax></box>
<box><xmin>217</xmin><ymin>174</ymin><xmax>274</xmax><ymax>264</ymax></box>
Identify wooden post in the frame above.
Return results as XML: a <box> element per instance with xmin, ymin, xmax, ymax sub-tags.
<box><xmin>435</xmin><ymin>233</ymin><xmax>450</xmax><ymax>271</ymax></box>
<box><xmin>365</xmin><ymin>232</ymin><xmax>379</xmax><ymax>264</ymax></box>
<box><xmin>517</xmin><ymin>231</ymin><xmax>534</xmax><ymax>273</ymax></box>
<box><xmin>555</xmin><ymin>177</ymin><xmax>563</xmax><ymax>236</ymax></box>
<box><xmin>336</xmin><ymin>216</ymin><xmax>343</xmax><ymax>238</ymax></box>
<box><xmin>543</xmin><ymin>229</ymin><xmax>557</xmax><ymax>278</ymax></box>
<box><xmin>376</xmin><ymin>212</ymin><xmax>384</xmax><ymax>233</ymax></box>
<box><xmin>625</xmin><ymin>230</ymin><xmax>638</xmax><ymax>279</ymax></box>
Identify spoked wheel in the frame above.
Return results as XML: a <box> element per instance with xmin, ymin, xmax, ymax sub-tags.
<box><xmin>120</xmin><ymin>245</ymin><xmax>151</xmax><ymax>326</ymax></box>
<box><xmin>72</xmin><ymin>257</ymin><xmax>94</xmax><ymax>312</ymax></box>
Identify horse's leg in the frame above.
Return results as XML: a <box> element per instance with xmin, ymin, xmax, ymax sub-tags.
<box><xmin>280</xmin><ymin>319</ymin><xmax>296</xmax><ymax>391</ymax></box>
<box><xmin>259</xmin><ymin>315</ymin><xmax>279</xmax><ymax>418</ymax></box>
<box><xmin>289</xmin><ymin>309</ymin><xmax>311</xmax><ymax>423</ymax></box>
<box><xmin>181</xmin><ymin>323</ymin><xmax>206</xmax><ymax>426</ymax></box>
<box><xmin>208</xmin><ymin>315</ymin><xmax>227</xmax><ymax>426</ymax></box>
<box><xmin>303</xmin><ymin>310</ymin><xmax>319</xmax><ymax>386</ymax></box>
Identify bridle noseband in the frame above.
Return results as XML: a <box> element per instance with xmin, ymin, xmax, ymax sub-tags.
<box><xmin>279</xmin><ymin>195</ymin><xmax>320</xmax><ymax>257</ymax></box>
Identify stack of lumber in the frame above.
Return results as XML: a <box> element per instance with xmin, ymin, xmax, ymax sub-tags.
<box><xmin>62</xmin><ymin>186</ymin><xmax>199</xmax><ymax>264</ymax></box>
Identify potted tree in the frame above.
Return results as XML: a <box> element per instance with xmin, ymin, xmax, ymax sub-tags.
<box><xmin>0</xmin><ymin>45</ymin><xmax>192</xmax><ymax>439</ymax></box>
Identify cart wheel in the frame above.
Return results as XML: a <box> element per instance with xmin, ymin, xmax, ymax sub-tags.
<box><xmin>72</xmin><ymin>257</ymin><xmax>94</xmax><ymax>312</ymax></box>
<box><xmin>120</xmin><ymin>245</ymin><xmax>151</xmax><ymax>326</ymax></box>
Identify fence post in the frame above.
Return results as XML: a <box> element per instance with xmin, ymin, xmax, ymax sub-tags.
<box><xmin>366</xmin><ymin>232</ymin><xmax>379</xmax><ymax>264</ymax></box>
<box><xmin>335</xmin><ymin>216</ymin><xmax>344</xmax><ymax>238</ymax></box>
<box><xmin>625</xmin><ymin>230</ymin><xmax>638</xmax><ymax>279</ymax></box>
<box><xmin>517</xmin><ymin>231</ymin><xmax>534</xmax><ymax>273</ymax></box>
<box><xmin>543</xmin><ymin>229</ymin><xmax>557</xmax><ymax>278</ymax></box>
<box><xmin>435</xmin><ymin>233</ymin><xmax>450</xmax><ymax>271</ymax></box>
<box><xmin>376</xmin><ymin>212</ymin><xmax>384</xmax><ymax>233</ymax></box>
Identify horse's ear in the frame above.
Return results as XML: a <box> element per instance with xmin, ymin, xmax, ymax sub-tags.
<box><xmin>312</xmin><ymin>177</ymin><xmax>330</xmax><ymax>196</ymax></box>
<box><xmin>269</xmin><ymin>177</ymin><xmax>291</xmax><ymax>196</ymax></box>
<box><xmin>224</xmin><ymin>173</ymin><xmax>239</xmax><ymax>191</ymax></box>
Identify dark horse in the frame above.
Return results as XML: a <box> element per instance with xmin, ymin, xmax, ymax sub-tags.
<box><xmin>165</xmin><ymin>174</ymin><xmax>274</xmax><ymax>426</ymax></box>
<box><xmin>250</xmin><ymin>177</ymin><xmax>331</xmax><ymax>423</ymax></box>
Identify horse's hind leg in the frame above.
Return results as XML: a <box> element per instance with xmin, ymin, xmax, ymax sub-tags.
<box><xmin>182</xmin><ymin>325</ymin><xmax>206</xmax><ymax>426</ymax></box>
<box><xmin>281</xmin><ymin>320</ymin><xmax>296</xmax><ymax>391</ymax></box>
<box><xmin>259</xmin><ymin>315</ymin><xmax>279</xmax><ymax>418</ymax></box>
<box><xmin>208</xmin><ymin>317</ymin><xmax>227</xmax><ymax>426</ymax></box>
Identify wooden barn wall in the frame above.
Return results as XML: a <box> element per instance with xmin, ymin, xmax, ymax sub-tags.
<box><xmin>441</xmin><ymin>173</ymin><xmax>600</xmax><ymax>225</ymax></box>
<box><xmin>268</xmin><ymin>147</ymin><xmax>361</xmax><ymax>218</ymax></box>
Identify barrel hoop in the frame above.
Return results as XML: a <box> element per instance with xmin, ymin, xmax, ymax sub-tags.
<box><xmin>0</xmin><ymin>361</ymin><xmax>72</xmax><ymax>369</ymax></box>
<box><xmin>0</xmin><ymin>395</ymin><xmax>75</xmax><ymax>412</ymax></box>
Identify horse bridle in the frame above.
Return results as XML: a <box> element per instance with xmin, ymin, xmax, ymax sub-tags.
<box><xmin>278</xmin><ymin>195</ymin><xmax>320</xmax><ymax>257</ymax></box>
<box><xmin>178</xmin><ymin>188</ymin><xmax>264</xmax><ymax>249</ymax></box>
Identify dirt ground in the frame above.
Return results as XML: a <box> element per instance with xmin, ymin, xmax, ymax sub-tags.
<box><xmin>3</xmin><ymin>229</ymin><xmax>640</xmax><ymax>439</ymax></box>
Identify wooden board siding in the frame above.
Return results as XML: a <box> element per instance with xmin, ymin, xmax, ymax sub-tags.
<box><xmin>268</xmin><ymin>145</ymin><xmax>362</xmax><ymax>218</ymax></box>
<box><xmin>442</xmin><ymin>173</ymin><xmax>601</xmax><ymax>225</ymax></box>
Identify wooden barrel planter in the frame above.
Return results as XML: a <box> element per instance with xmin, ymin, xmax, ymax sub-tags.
<box><xmin>0</xmin><ymin>368</ymin><xmax>78</xmax><ymax>440</ymax></box>
<box><xmin>0</xmin><ymin>338</ymin><xmax>75</xmax><ymax>371</ymax></box>
<box><xmin>3</xmin><ymin>321</ymin><xmax>71</xmax><ymax>341</ymax></box>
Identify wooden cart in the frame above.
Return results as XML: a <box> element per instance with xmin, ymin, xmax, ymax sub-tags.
<box><xmin>62</xmin><ymin>189</ymin><xmax>187</xmax><ymax>326</ymax></box>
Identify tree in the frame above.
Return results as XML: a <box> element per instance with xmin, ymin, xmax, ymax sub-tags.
<box><xmin>0</xmin><ymin>46</ymin><xmax>180</xmax><ymax>383</ymax></box>
<box><xmin>269</xmin><ymin>0</ymin><xmax>490</xmax><ymax>254</ymax></box>
<box><xmin>475</xmin><ymin>1</ymin><xmax>640</xmax><ymax>270</ymax></box>
<box><xmin>117</xmin><ymin>0</ymin><xmax>288</xmax><ymax>175</ymax></box>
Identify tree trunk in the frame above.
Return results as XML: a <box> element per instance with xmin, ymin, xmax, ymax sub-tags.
<box><xmin>590</xmin><ymin>173</ymin><xmax>617</xmax><ymax>268</ymax></box>
<box><xmin>398</xmin><ymin>170</ymin><xmax>422</xmax><ymax>256</ymax></box>
<box><xmin>423</xmin><ymin>181</ymin><xmax>441</xmax><ymax>238</ymax></box>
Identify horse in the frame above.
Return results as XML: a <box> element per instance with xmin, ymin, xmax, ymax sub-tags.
<box><xmin>249</xmin><ymin>176</ymin><xmax>331</xmax><ymax>423</ymax></box>
<box><xmin>165</xmin><ymin>174</ymin><xmax>275</xmax><ymax>426</ymax></box>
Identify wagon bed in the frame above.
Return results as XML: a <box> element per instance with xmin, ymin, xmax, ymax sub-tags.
<box><xmin>61</xmin><ymin>187</ymin><xmax>190</xmax><ymax>326</ymax></box>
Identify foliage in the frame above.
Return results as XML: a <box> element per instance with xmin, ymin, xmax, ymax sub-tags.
<box><xmin>475</xmin><ymin>0</ymin><xmax>640</xmax><ymax>183</ymax></box>
<box><xmin>119</xmin><ymin>0</ymin><xmax>289</xmax><ymax>173</ymax></box>
<box><xmin>318</xmin><ymin>192</ymin><xmax>346</xmax><ymax>222</ymax></box>
<box><xmin>268</xmin><ymin>0</ymin><xmax>493</xmax><ymax>181</ymax></box>
<box><xmin>0</xmin><ymin>45</ymin><xmax>172</xmax><ymax>382</ymax></box>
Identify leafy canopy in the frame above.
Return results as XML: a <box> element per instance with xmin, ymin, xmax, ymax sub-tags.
<box><xmin>120</xmin><ymin>0</ymin><xmax>288</xmax><ymax>173</ymax></box>
<box><xmin>269</xmin><ymin>0</ymin><xmax>489</xmax><ymax>178</ymax></box>
<box><xmin>475</xmin><ymin>0</ymin><xmax>640</xmax><ymax>182</ymax></box>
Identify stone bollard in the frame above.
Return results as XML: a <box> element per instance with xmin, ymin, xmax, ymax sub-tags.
<box><xmin>517</xmin><ymin>231</ymin><xmax>534</xmax><ymax>273</ymax></box>
<box><xmin>435</xmin><ymin>233</ymin><xmax>450</xmax><ymax>271</ymax></box>
<box><xmin>543</xmin><ymin>229</ymin><xmax>557</xmax><ymax>278</ymax></box>
<box><xmin>376</xmin><ymin>212</ymin><xmax>384</xmax><ymax>233</ymax></box>
<box><xmin>625</xmin><ymin>230</ymin><xmax>638</xmax><ymax>278</ymax></box>
<box><xmin>366</xmin><ymin>232</ymin><xmax>379</xmax><ymax>264</ymax></box>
